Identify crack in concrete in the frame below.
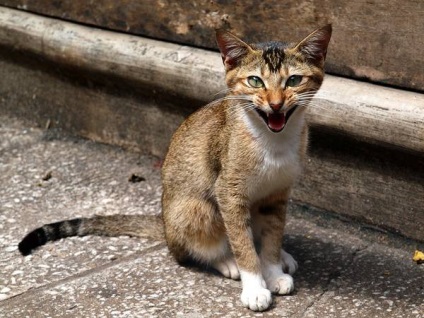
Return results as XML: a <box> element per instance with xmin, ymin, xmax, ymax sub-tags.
<box><xmin>296</xmin><ymin>244</ymin><xmax>371</xmax><ymax>317</ymax></box>
<box><xmin>0</xmin><ymin>241</ymin><xmax>166</xmax><ymax>307</ymax></box>
<box><xmin>298</xmin><ymin>274</ymin><xmax>337</xmax><ymax>317</ymax></box>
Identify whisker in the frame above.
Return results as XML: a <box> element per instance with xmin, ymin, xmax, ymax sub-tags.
<box><xmin>296</xmin><ymin>96</ymin><xmax>331</xmax><ymax>104</ymax></box>
<box><xmin>296</xmin><ymin>93</ymin><xmax>320</xmax><ymax>99</ymax></box>
<box><xmin>227</xmin><ymin>102</ymin><xmax>257</xmax><ymax>117</ymax></box>
<box><xmin>214</xmin><ymin>96</ymin><xmax>254</xmax><ymax>109</ymax></box>
<box><xmin>223</xmin><ymin>95</ymin><xmax>253</xmax><ymax>101</ymax></box>
<box><xmin>297</xmin><ymin>91</ymin><xmax>319</xmax><ymax>96</ymax></box>
<box><xmin>297</xmin><ymin>93</ymin><xmax>319</xmax><ymax>98</ymax></box>
<box><xmin>227</xmin><ymin>102</ymin><xmax>254</xmax><ymax>112</ymax></box>
<box><xmin>213</xmin><ymin>88</ymin><xmax>232</xmax><ymax>96</ymax></box>
<box><xmin>296</xmin><ymin>90</ymin><xmax>319</xmax><ymax>97</ymax></box>
<box><xmin>205</xmin><ymin>94</ymin><xmax>252</xmax><ymax>108</ymax></box>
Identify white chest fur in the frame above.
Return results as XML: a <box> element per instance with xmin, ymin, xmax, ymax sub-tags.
<box><xmin>249</xmin><ymin>149</ymin><xmax>301</xmax><ymax>202</ymax></box>
<box><xmin>242</xmin><ymin>109</ymin><xmax>305</xmax><ymax>202</ymax></box>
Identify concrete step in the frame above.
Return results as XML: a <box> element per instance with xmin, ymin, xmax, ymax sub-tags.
<box><xmin>0</xmin><ymin>7</ymin><xmax>423</xmax><ymax>241</ymax></box>
<box><xmin>1</xmin><ymin>114</ymin><xmax>423</xmax><ymax>317</ymax></box>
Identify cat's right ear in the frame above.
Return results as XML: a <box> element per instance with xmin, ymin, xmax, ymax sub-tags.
<box><xmin>216</xmin><ymin>30</ymin><xmax>252</xmax><ymax>70</ymax></box>
<box><xmin>294</xmin><ymin>24</ymin><xmax>332</xmax><ymax>67</ymax></box>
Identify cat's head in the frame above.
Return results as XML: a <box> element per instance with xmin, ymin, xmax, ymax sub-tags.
<box><xmin>216</xmin><ymin>25</ymin><xmax>332</xmax><ymax>133</ymax></box>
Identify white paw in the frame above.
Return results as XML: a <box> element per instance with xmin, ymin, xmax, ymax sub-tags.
<box><xmin>212</xmin><ymin>257</ymin><xmax>240</xmax><ymax>280</ymax></box>
<box><xmin>240</xmin><ymin>271</ymin><xmax>272</xmax><ymax>311</ymax></box>
<box><xmin>241</xmin><ymin>286</ymin><xmax>272</xmax><ymax>311</ymax></box>
<box><xmin>266</xmin><ymin>273</ymin><xmax>294</xmax><ymax>295</ymax></box>
<box><xmin>262</xmin><ymin>263</ymin><xmax>295</xmax><ymax>295</ymax></box>
<box><xmin>281</xmin><ymin>249</ymin><xmax>298</xmax><ymax>275</ymax></box>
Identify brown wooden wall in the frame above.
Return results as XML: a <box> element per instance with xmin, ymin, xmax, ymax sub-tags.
<box><xmin>1</xmin><ymin>0</ymin><xmax>423</xmax><ymax>92</ymax></box>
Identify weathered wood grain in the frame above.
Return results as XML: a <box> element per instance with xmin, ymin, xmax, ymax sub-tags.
<box><xmin>0</xmin><ymin>0</ymin><xmax>423</xmax><ymax>91</ymax></box>
<box><xmin>0</xmin><ymin>8</ymin><xmax>423</xmax><ymax>241</ymax></box>
<box><xmin>2</xmin><ymin>52</ymin><xmax>423</xmax><ymax>241</ymax></box>
<box><xmin>293</xmin><ymin>130</ymin><xmax>424</xmax><ymax>241</ymax></box>
<box><xmin>0</xmin><ymin>8</ymin><xmax>423</xmax><ymax>153</ymax></box>
<box><xmin>311</xmin><ymin>77</ymin><xmax>424</xmax><ymax>153</ymax></box>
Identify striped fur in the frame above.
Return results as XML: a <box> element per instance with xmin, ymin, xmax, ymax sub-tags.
<box><xmin>18</xmin><ymin>215</ymin><xmax>164</xmax><ymax>256</ymax></box>
<box><xmin>19</xmin><ymin>25</ymin><xmax>332</xmax><ymax>312</ymax></box>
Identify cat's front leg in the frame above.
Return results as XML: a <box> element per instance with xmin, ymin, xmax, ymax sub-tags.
<box><xmin>216</xmin><ymin>183</ymin><xmax>272</xmax><ymax>311</ymax></box>
<box><xmin>257</xmin><ymin>199</ymin><xmax>295</xmax><ymax>295</ymax></box>
<box><xmin>239</xmin><ymin>269</ymin><xmax>272</xmax><ymax>311</ymax></box>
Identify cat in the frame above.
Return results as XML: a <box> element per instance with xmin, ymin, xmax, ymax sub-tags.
<box><xmin>18</xmin><ymin>24</ymin><xmax>332</xmax><ymax>312</ymax></box>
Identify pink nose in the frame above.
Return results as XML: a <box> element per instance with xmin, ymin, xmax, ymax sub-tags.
<box><xmin>269</xmin><ymin>103</ymin><xmax>283</xmax><ymax>112</ymax></box>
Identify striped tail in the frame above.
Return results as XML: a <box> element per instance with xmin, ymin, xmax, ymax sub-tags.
<box><xmin>18</xmin><ymin>214</ymin><xmax>164</xmax><ymax>256</ymax></box>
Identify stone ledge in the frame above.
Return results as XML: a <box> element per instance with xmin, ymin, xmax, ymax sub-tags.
<box><xmin>0</xmin><ymin>7</ymin><xmax>423</xmax><ymax>241</ymax></box>
<box><xmin>1</xmin><ymin>115</ymin><xmax>423</xmax><ymax>316</ymax></box>
<box><xmin>1</xmin><ymin>7</ymin><xmax>423</xmax><ymax>153</ymax></box>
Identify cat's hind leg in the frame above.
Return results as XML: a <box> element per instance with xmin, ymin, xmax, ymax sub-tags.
<box><xmin>212</xmin><ymin>255</ymin><xmax>240</xmax><ymax>280</ymax></box>
<box><xmin>281</xmin><ymin>248</ymin><xmax>298</xmax><ymax>275</ymax></box>
<box><xmin>163</xmin><ymin>196</ymin><xmax>239</xmax><ymax>278</ymax></box>
<box><xmin>262</xmin><ymin>263</ymin><xmax>294</xmax><ymax>295</ymax></box>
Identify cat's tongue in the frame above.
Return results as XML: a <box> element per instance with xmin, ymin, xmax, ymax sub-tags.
<box><xmin>268</xmin><ymin>113</ymin><xmax>286</xmax><ymax>132</ymax></box>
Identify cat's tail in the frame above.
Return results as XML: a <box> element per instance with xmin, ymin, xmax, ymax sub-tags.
<box><xmin>18</xmin><ymin>214</ymin><xmax>164</xmax><ymax>256</ymax></box>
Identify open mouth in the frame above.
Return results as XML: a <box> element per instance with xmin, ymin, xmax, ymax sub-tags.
<box><xmin>255</xmin><ymin>106</ymin><xmax>298</xmax><ymax>132</ymax></box>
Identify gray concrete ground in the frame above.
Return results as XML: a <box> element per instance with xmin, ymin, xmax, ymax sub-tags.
<box><xmin>0</xmin><ymin>114</ymin><xmax>423</xmax><ymax>318</ymax></box>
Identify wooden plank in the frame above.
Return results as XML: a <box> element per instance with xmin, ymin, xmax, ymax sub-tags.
<box><xmin>1</xmin><ymin>49</ymin><xmax>423</xmax><ymax>242</ymax></box>
<box><xmin>0</xmin><ymin>0</ymin><xmax>423</xmax><ymax>91</ymax></box>
<box><xmin>0</xmin><ymin>7</ymin><xmax>423</xmax><ymax>241</ymax></box>
<box><xmin>0</xmin><ymin>47</ymin><xmax>185</xmax><ymax>158</ymax></box>
<box><xmin>311</xmin><ymin>77</ymin><xmax>424</xmax><ymax>153</ymax></box>
<box><xmin>0</xmin><ymin>7</ymin><xmax>423</xmax><ymax>153</ymax></box>
<box><xmin>292</xmin><ymin>130</ymin><xmax>424</xmax><ymax>241</ymax></box>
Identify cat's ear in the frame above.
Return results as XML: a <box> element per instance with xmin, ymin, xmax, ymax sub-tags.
<box><xmin>216</xmin><ymin>30</ymin><xmax>252</xmax><ymax>70</ymax></box>
<box><xmin>294</xmin><ymin>24</ymin><xmax>332</xmax><ymax>66</ymax></box>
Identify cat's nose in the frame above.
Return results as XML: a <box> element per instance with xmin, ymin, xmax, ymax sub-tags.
<box><xmin>269</xmin><ymin>103</ymin><xmax>283</xmax><ymax>112</ymax></box>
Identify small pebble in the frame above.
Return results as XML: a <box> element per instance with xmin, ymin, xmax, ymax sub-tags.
<box><xmin>5</xmin><ymin>245</ymin><xmax>17</xmax><ymax>252</ymax></box>
<box><xmin>11</xmin><ymin>270</ymin><xmax>23</xmax><ymax>276</ymax></box>
<box><xmin>0</xmin><ymin>287</ymin><xmax>11</xmax><ymax>293</ymax></box>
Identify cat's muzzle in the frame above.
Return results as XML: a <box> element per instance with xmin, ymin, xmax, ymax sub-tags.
<box><xmin>255</xmin><ymin>105</ymin><xmax>298</xmax><ymax>133</ymax></box>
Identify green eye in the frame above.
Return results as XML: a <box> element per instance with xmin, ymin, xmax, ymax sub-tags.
<box><xmin>286</xmin><ymin>75</ymin><xmax>303</xmax><ymax>87</ymax></box>
<box><xmin>247</xmin><ymin>76</ymin><xmax>265</xmax><ymax>88</ymax></box>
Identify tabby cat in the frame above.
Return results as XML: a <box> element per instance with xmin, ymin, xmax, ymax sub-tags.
<box><xmin>19</xmin><ymin>25</ymin><xmax>332</xmax><ymax>311</ymax></box>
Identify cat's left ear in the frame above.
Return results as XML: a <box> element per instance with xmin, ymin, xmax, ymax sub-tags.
<box><xmin>216</xmin><ymin>30</ymin><xmax>253</xmax><ymax>70</ymax></box>
<box><xmin>294</xmin><ymin>24</ymin><xmax>332</xmax><ymax>66</ymax></box>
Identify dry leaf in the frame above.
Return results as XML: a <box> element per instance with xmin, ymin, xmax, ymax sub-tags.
<box><xmin>412</xmin><ymin>250</ymin><xmax>424</xmax><ymax>264</ymax></box>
